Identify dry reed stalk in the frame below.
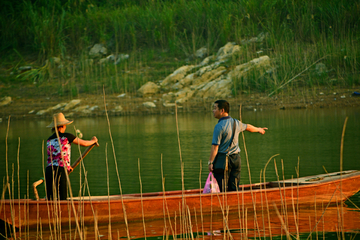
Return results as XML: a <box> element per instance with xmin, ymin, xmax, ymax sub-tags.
<box><xmin>281</xmin><ymin>160</ymin><xmax>289</xmax><ymax>230</ymax></box>
<box><xmin>161</xmin><ymin>154</ymin><xmax>176</xmax><ymax>239</ymax></box>
<box><xmin>186</xmin><ymin>206</ymin><xmax>194</xmax><ymax>240</ymax></box>
<box><xmin>161</xmin><ymin>161</ymin><xmax>176</xmax><ymax>240</ymax></box>
<box><xmin>94</xmin><ymin>209</ymin><xmax>99</xmax><ymax>240</ymax></box>
<box><xmin>0</xmin><ymin>117</ymin><xmax>11</xmax><ymax>237</ymax></box>
<box><xmin>241</xmin><ymin>186</ymin><xmax>246</xmax><ymax>239</ymax></box>
<box><xmin>82</xmin><ymin>169</ymin><xmax>100</xmax><ymax>238</ymax></box>
<box><xmin>193</xmin><ymin>207</ymin><xmax>199</xmax><ymax>240</ymax></box>
<box><xmin>40</xmin><ymin>218</ymin><xmax>43</xmax><ymax>239</ymax></box>
<box><xmin>161</xmin><ymin>154</ymin><xmax>167</xmax><ymax>228</ymax></box>
<box><xmin>273</xmin><ymin>203</ymin><xmax>291</xmax><ymax>239</ymax></box>
<box><xmin>268</xmin><ymin>56</ymin><xmax>327</xmax><ymax>97</ymax></box>
<box><xmin>239</xmin><ymin>105</ymin><xmax>261</xmax><ymax>237</ymax></box>
<box><xmin>17</xmin><ymin>137</ymin><xmax>21</xmax><ymax>238</ymax></box>
<box><xmin>339</xmin><ymin>117</ymin><xmax>348</xmax><ymax>240</ymax></box>
<box><xmin>295</xmin><ymin>158</ymin><xmax>300</xmax><ymax>239</ymax></box>
<box><xmin>175</xmin><ymin>103</ymin><xmax>189</xmax><ymax>239</ymax></box>
<box><xmin>321</xmin><ymin>202</ymin><xmax>325</xmax><ymax>240</ymax></box>
<box><xmin>26</xmin><ymin>171</ymin><xmax>30</xmax><ymax>239</ymax></box>
<box><xmin>262</xmin><ymin>154</ymin><xmax>279</xmax><ymax>240</ymax></box>
<box><xmin>235</xmin><ymin>179</ymin><xmax>243</xmax><ymax>239</ymax></box>
<box><xmin>198</xmin><ymin>160</ymin><xmax>205</xmax><ymax>240</ymax></box>
<box><xmin>103</xmin><ymin>87</ymin><xmax>130</xmax><ymax>239</ymax></box>
<box><xmin>9</xmin><ymin>165</ymin><xmax>17</xmax><ymax>239</ymax></box>
<box><xmin>308</xmin><ymin>215</ymin><xmax>312</xmax><ymax>239</ymax></box>
<box><xmin>36</xmin><ymin>141</ymin><xmax>45</xmax><ymax>238</ymax></box>
<box><xmin>225</xmin><ymin>207</ymin><xmax>233</xmax><ymax>240</ymax></box>
<box><xmin>63</xmin><ymin>169</ymin><xmax>84</xmax><ymax>240</ymax></box>
<box><xmin>245</xmin><ymin>208</ymin><xmax>248</xmax><ymax>239</ymax></box>
<box><xmin>5</xmin><ymin>116</ymin><xmax>10</xmax><ymax>184</ymax></box>
<box><xmin>178</xmin><ymin>203</ymin><xmax>185</xmax><ymax>239</ymax></box>
<box><xmin>209</xmin><ymin>187</ymin><xmax>213</xmax><ymax>239</ymax></box>
<box><xmin>174</xmin><ymin>213</ymin><xmax>178</xmax><ymax>240</ymax></box>
<box><xmin>137</xmin><ymin>158</ymin><xmax>147</xmax><ymax>240</ymax></box>
<box><xmin>67</xmin><ymin>195</ymin><xmax>73</xmax><ymax>239</ymax></box>
<box><xmin>259</xmin><ymin>170</ymin><xmax>266</xmax><ymax>239</ymax></box>
<box><xmin>314</xmin><ymin>198</ymin><xmax>318</xmax><ymax>240</ymax></box>
<box><xmin>105</xmin><ymin>143</ymin><xmax>112</xmax><ymax>240</ymax></box>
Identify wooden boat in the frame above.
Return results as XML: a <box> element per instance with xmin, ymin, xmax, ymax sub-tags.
<box><xmin>1</xmin><ymin>170</ymin><xmax>360</xmax><ymax>233</ymax></box>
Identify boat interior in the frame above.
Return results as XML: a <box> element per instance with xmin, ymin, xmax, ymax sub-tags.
<box><xmin>68</xmin><ymin>170</ymin><xmax>359</xmax><ymax>201</ymax></box>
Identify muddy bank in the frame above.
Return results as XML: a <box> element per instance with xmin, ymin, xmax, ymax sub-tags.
<box><xmin>1</xmin><ymin>87</ymin><xmax>360</xmax><ymax>120</ymax></box>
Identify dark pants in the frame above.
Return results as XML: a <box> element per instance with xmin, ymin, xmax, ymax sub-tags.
<box><xmin>213</xmin><ymin>153</ymin><xmax>241</xmax><ymax>192</ymax></box>
<box><xmin>45</xmin><ymin>166</ymin><xmax>67</xmax><ymax>200</ymax></box>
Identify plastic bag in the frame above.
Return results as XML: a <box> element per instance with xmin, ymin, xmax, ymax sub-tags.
<box><xmin>203</xmin><ymin>172</ymin><xmax>220</xmax><ymax>193</ymax></box>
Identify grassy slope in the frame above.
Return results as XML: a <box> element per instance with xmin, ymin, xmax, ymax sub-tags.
<box><xmin>0</xmin><ymin>0</ymin><xmax>359</xmax><ymax>99</ymax></box>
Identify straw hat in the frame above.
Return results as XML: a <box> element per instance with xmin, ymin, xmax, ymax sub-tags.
<box><xmin>46</xmin><ymin>113</ymin><xmax>73</xmax><ymax>128</ymax></box>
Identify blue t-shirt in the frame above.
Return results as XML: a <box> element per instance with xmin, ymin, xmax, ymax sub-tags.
<box><xmin>212</xmin><ymin>116</ymin><xmax>247</xmax><ymax>155</ymax></box>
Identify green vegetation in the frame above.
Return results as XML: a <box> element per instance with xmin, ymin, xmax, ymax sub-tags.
<box><xmin>0</xmin><ymin>0</ymin><xmax>359</xmax><ymax>97</ymax></box>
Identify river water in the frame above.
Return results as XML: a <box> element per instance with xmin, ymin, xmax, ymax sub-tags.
<box><xmin>1</xmin><ymin>107</ymin><xmax>360</xmax><ymax>239</ymax></box>
<box><xmin>1</xmin><ymin>107</ymin><xmax>360</xmax><ymax>198</ymax></box>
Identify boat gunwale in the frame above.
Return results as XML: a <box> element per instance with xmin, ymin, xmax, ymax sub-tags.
<box><xmin>1</xmin><ymin>170</ymin><xmax>359</xmax><ymax>204</ymax></box>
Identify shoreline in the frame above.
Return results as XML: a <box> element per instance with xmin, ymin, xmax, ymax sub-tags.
<box><xmin>1</xmin><ymin>87</ymin><xmax>360</xmax><ymax>120</ymax></box>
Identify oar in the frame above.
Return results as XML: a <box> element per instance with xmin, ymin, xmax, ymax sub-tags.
<box><xmin>33</xmin><ymin>142</ymin><xmax>99</xmax><ymax>200</ymax></box>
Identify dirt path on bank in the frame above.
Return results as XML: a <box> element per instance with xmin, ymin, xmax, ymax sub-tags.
<box><xmin>1</xmin><ymin>87</ymin><xmax>360</xmax><ymax>120</ymax></box>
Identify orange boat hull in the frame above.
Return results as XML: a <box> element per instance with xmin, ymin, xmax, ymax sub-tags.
<box><xmin>1</xmin><ymin>170</ymin><xmax>360</xmax><ymax>231</ymax></box>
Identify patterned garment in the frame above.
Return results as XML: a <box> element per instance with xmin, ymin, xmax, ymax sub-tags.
<box><xmin>47</xmin><ymin>132</ymin><xmax>75</xmax><ymax>172</ymax></box>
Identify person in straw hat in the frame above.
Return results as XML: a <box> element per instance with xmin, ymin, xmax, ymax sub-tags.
<box><xmin>45</xmin><ymin>112</ymin><xmax>98</xmax><ymax>200</ymax></box>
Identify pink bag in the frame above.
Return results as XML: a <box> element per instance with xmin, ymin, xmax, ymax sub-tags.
<box><xmin>203</xmin><ymin>172</ymin><xmax>220</xmax><ymax>193</ymax></box>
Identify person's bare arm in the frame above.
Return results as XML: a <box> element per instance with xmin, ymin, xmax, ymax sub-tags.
<box><xmin>73</xmin><ymin>136</ymin><xmax>98</xmax><ymax>147</ymax></box>
<box><xmin>208</xmin><ymin>144</ymin><xmax>219</xmax><ymax>172</ymax></box>
<box><xmin>246</xmin><ymin>124</ymin><xmax>268</xmax><ymax>135</ymax></box>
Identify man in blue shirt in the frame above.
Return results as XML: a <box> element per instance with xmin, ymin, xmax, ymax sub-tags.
<box><xmin>208</xmin><ymin>100</ymin><xmax>267</xmax><ymax>192</ymax></box>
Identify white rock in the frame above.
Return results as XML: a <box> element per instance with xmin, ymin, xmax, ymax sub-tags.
<box><xmin>113</xmin><ymin>105</ymin><xmax>123</xmax><ymax>112</ymax></box>
<box><xmin>36</xmin><ymin>109</ymin><xmax>50</xmax><ymax>115</ymax></box>
<box><xmin>163</xmin><ymin>103</ymin><xmax>176</xmax><ymax>107</ymax></box>
<box><xmin>137</xmin><ymin>82</ymin><xmax>159</xmax><ymax>96</ymax></box>
<box><xmin>63</xmin><ymin>99</ymin><xmax>81</xmax><ymax>111</ymax></box>
<box><xmin>51</xmin><ymin>103</ymin><xmax>67</xmax><ymax>110</ymax></box>
<box><xmin>89</xmin><ymin>106</ymin><xmax>99</xmax><ymax>111</ymax></box>
<box><xmin>216</xmin><ymin>42</ymin><xmax>241</xmax><ymax>61</ymax></box>
<box><xmin>143</xmin><ymin>102</ymin><xmax>156</xmax><ymax>108</ymax></box>
<box><xmin>179</xmin><ymin>73</ymin><xmax>195</xmax><ymax>87</ymax></box>
<box><xmin>160</xmin><ymin>65</ymin><xmax>195</xmax><ymax>88</ymax></box>
<box><xmin>0</xmin><ymin>96</ymin><xmax>12</xmax><ymax>107</ymax></box>
<box><xmin>73</xmin><ymin>105</ymin><xmax>89</xmax><ymax>112</ymax></box>
<box><xmin>195</xmin><ymin>47</ymin><xmax>208</xmax><ymax>58</ymax></box>
<box><xmin>115</xmin><ymin>54</ymin><xmax>129</xmax><ymax>64</ymax></box>
<box><xmin>89</xmin><ymin>44</ymin><xmax>107</xmax><ymax>58</ymax></box>
<box><xmin>162</xmin><ymin>92</ymin><xmax>176</xmax><ymax>103</ymax></box>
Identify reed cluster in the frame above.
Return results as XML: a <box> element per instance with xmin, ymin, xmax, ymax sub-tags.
<box><xmin>1</xmin><ymin>0</ymin><xmax>359</xmax><ymax>97</ymax></box>
<box><xmin>2</xmin><ymin>154</ymin><xmax>359</xmax><ymax>239</ymax></box>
